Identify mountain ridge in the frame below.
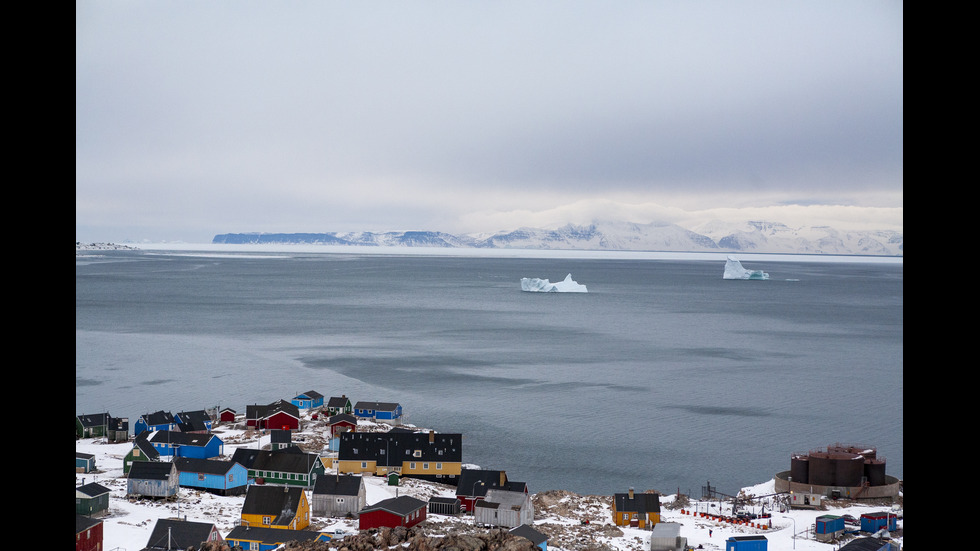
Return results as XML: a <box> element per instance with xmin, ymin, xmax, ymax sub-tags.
<box><xmin>212</xmin><ymin>220</ymin><xmax>903</xmax><ymax>256</ymax></box>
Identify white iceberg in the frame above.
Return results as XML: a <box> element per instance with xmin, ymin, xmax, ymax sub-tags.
<box><xmin>723</xmin><ymin>256</ymin><xmax>770</xmax><ymax>280</ymax></box>
<box><xmin>521</xmin><ymin>273</ymin><xmax>588</xmax><ymax>292</ymax></box>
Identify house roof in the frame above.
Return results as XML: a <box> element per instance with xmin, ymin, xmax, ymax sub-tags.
<box><xmin>271</xmin><ymin>429</ymin><xmax>292</xmax><ymax>443</ymax></box>
<box><xmin>140</xmin><ymin>410</ymin><xmax>175</xmax><ymax>426</ymax></box>
<box><xmin>76</xmin><ymin>514</ymin><xmax>102</xmax><ymax>534</ymax></box>
<box><xmin>458</xmin><ymin>468</ymin><xmax>527</xmax><ymax>497</ymax></box>
<box><xmin>313</xmin><ymin>474</ymin><xmax>364</xmax><ymax>496</ymax></box>
<box><xmin>338</xmin><ymin>431</ymin><xmax>462</xmax><ymax>466</ymax></box>
<box><xmin>613</xmin><ymin>491</ymin><xmax>661</xmax><ymax>514</ymax></box>
<box><xmin>143</xmin><ymin>519</ymin><xmax>219</xmax><ymax>550</ymax></box>
<box><xmin>147</xmin><ymin>430</ymin><xmax>218</xmax><ymax>448</ymax></box>
<box><xmin>76</xmin><ymin>452</ymin><xmax>95</xmax><ymax>460</ymax></box>
<box><xmin>132</xmin><ymin>433</ymin><xmax>161</xmax><ymax>460</ymax></box>
<box><xmin>225</xmin><ymin>525</ymin><xmax>323</xmax><ymax>544</ymax></box>
<box><xmin>242</xmin><ymin>485</ymin><xmax>307</xmax><ymax>526</ymax></box>
<box><xmin>128</xmin><ymin>461</ymin><xmax>176</xmax><ymax>480</ymax></box>
<box><xmin>510</xmin><ymin>524</ymin><xmax>547</xmax><ymax>546</ymax></box>
<box><xmin>174</xmin><ymin>457</ymin><xmax>241</xmax><ymax>476</ymax></box>
<box><xmin>77</xmin><ymin>412</ymin><xmax>110</xmax><ymax>428</ymax></box>
<box><xmin>233</xmin><ymin>448</ymin><xmax>319</xmax><ymax>474</ymax></box>
<box><xmin>477</xmin><ymin>489</ymin><xmax>529</xmax><ymax>511</ymax></box>
<box><xmin>361</xmin><ymin>495</ymin><xmax>427</xmax><ymax>516</ymax></box>
<box><xmin>327</xmin><ymin>396</ymin><xmax>352</xmax><ymax>408</ymax></box>
<box><xmin>326</xmin><ymin>413</ymin><xmax>358</xmax><ymax>425</ymax></box>
<box><xmin>76</xmin><ymin>482</ymin><xmax>111</xmax><ymax>498</ymax></box>
<box><xmin>353</xmin><ymin>401</ymin><xmax>400</xmax><ymax>411</ymax></box>
<box><xmin>838</xmin><ymin>537</ymin><xmax>891</xmax><ymax>551</ymax></box>
<box><xmin>175</xmin><ymin>410</ymin><xmax>211</xmax><ymax>425</ymax></box>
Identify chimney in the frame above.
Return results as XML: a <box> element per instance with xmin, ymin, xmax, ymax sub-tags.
<box><xmin>429</xmin><ymin>430</ymin><xmax>435</xmax><ymax>443</ymax></box>
<box><xmin>628</xmin><ymin>487</ymin><xmax>635</xmax><ymax>499</ymax></box>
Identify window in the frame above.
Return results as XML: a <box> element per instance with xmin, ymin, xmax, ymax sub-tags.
<box><xmin>263</xmin><ymin>516</ymin><xmax>272</xmax><ymax>525</ymax></box>
<box><xmin>436</xmin><ymin>463</ymin><xmax>442</xmax><ymax>470</ymax></box>
<box><xmin>413</xmin><ymin>450</ymin><xmax>422</xmax><ymax>458</ymax></box>
<box><xmin>198</xmin><ymin>473</ymin><xmax>206</xmax><ymax>481</ymax></box>
<box><xmin>410</xmin><ymin>463</ymin><xmax>416</xmax><ymax>470</ymax></box>
<box><xmin>423</xmin><ymin>463</ymin><xmax>429</xmax><ymax>470</ymax></box>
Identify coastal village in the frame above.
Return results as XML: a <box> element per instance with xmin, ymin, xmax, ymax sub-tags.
<box><xmin>76</xmin><ymin>391</ymin><xmax>903</xmax><ymax>551</ymax></box>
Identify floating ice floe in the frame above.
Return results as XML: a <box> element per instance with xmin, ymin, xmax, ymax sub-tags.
<box><xmin>521</xmin><ymin>273</ymin><xmax>588</xmax><ymax>292</ymax></box>
<box><xmin>723</xmin><ymin>256</ymin><xmax>770</xmax><ymax>280</ymax></box>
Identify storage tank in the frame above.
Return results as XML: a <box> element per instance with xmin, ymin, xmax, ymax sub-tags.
<box><xmin>807</xmin><ymin>451</ymin><xmax>836</xmax><ymax>486</ymax></box>
<box><xmin>833</xmin><ymin>452</ymin><xmax>865</xmax><ymax>487</ymax></box>
<box><xmin>790</xmin><ymin>454</ymin><xmax>809</xmax><ymax>484</ymax></box>
<box><xmin>864</xmin><ymin>459</ymin><xmax>887</xmax><ymax>486</ymax></box>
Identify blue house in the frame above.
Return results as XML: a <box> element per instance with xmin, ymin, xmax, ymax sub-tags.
<box><xmin>292</xmin><ymin>390</ymin><xmax>325</xmax><ymax>410</ymax></box>
<box><xmin>860</xmin><ymin>512</ymin><xmax>897</xmax><ymax>533</ymax></box>
<box><xmin>146</xmin><ymin>430</ymin><xmax>223</xmax><ymax>459</ymax></box>
<box><xmin>353</xmin><ymin>401</ymin><xmax>403</xmax><ymax>422</ymax></box>
<box><xmin>175</xmin><ymin>457</ymin><xmax>248</xmax><ymax>495</ymax></box>
<box><xmin>725</xmin><ymin>535</ymin><xmax>767</xmax><ymax>551</ymax></box>
<box><xmin>815</xmin><ymin>514</ymin><xmax>846</xmax><ymax>542</ymax></box>
<box><xmin>134</xmin><ymin>411</ymin><xmax>176</xmax><ymax>436</ymax></box>
<box><xmin>510</xmin><ymin>524</ymin><xmax>547</xmax><ymax>551</ymax></box>
<box><xmin>174</xmin><ymin>410</ymin><xmax>213</xmax><ymax>433</ymax></box>
<box><xmin>76</xmin><ymin>452</ymin><xmax>96</xmax><ymax>473</ymax></box>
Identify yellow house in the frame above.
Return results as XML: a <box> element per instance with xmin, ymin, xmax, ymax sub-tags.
<box><xmin>241</xmin><ymin>485</ymin><xmax>310</xmax><ymax>530</ymax></box>
<box><xmin>612</xmin><ymin>488</ymin><xmax>661</xmax><ymax>529</ymax></box>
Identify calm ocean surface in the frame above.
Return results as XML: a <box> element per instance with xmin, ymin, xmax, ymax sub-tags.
<box><xmin>76</xmin><ymin>248</ymin><xmax>903</xmax><ymax>497</ymax></box>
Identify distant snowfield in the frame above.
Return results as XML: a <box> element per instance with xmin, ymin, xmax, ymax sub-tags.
<box><xmin>123</xmin><ymin>242</ymin><xmax>903</xmax><ymax>264</ymax></box>
<box><xmin>76</xmin><ymin>420</ymin><xmax>902</xmax><ymax>551</ymax></box>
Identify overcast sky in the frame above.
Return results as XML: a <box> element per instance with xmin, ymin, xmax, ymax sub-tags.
<box><xmin>76</xmin><ymin>1</ymin><xmax>903</xmax><ymax>243</ymax></box>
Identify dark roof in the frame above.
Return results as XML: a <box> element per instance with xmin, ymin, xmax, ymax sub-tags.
<box><xmin>174</xmin><ymin>457</ymin><xmax>240</xmax><ymax>475</ymax></box>
<box><xmin>143</xmin><ymin>519</ymin><xmax>219</xmax><ymax>550</ymax></box>
<box><xmin>231</xmin><ymin>448</ymin><xmax>261</xmax><ymax>469</ymax></box>
<box><xmin>140</xmin><ymin>410</ymin><xmax>175</xmax><ymax>426</ymax></box>
<box><xmin>361</xmin><ymin>495</ymin><xmax>427</xmax><ymax>516</ymax></box>
<box><xmin>132</xmin><ymin>433</ymin><xmax>161</xmax><ymax>460</ymax></box>
<box><xmin>338</xmin><ymin>431</ymin><xmax>462</xmax><ymax>466</ymax></box>
<box><xmin>76</xmin><ymin>514</ymin><xmax>102</xmax><ymax>534</ymax></box>
<box><xmin>458</xmin><ymin>468</ymin><xmax>526</xmax><ymax>497</ymax></box>
<box><xmin>429</xmin><ymin>497</ymin><xmax>461</xmax><ymax>505</ymax></box>
<box><xmin>838</xmin><ymin>538</ymin><xmax>891</xmax><ymax>551</ymax></box>
<box><xmin>327</xmin><ymin>396</ymin><xmax>352</xmax><ymax>407</ymax></box>
<box><xmin>510</xmin><ymin>524</ymin><xmax>547</xmax><ymax>546</ymax></box>
<box><xmin>128</xmin><ymin>461</ymin><xmax>176</xmax><ymax>480</ymax></box>
<box><xmin>226</xmin><ymin>525</ymin><xmax>322</xmax><ymax>544</ymax></box>
<box><xmin>242</xmin><ymin>485</ymin><xmax>307</xmax><ymax>526</ymax></box>
<box><xmin>313</xmin><ymin>474</ymin><xmax>364</xmax><ymax>496</ymax></box>
<box><xmin>353</xmin><ymin>401</ymin><xmax>400</xmax><ymax>411</ymax></box>
<box><xmin>77</xmin><ymin>412</ymin><xmax>110</xmax><ymax>428</ymax></box>
<box><xmin>613</xmin><ymin>491</ymin><xmax>661</xmax><ymax>514</ymax></box>
<box><xmin>76</xmin><ymin>482</ymin><xmax>112</xmax><ymax>498</ymax></box>
<box><xmin>76</xmin><ymin>452</ymin><xmax>95</xmax><ymax>460</ymax></box>
<box><xmin>271</xmin><ymin>429</ymin><xmax>292</xmax><ymax>443</ymax></box>
<box><xmin>326</xmin><ymin>413</ymin><xmax>358</xmax><ymax>425</ymax></box>
<box><xmin>243</xmin><ymin>448</ymin><xmax>320</xmax><ymax>474</ymax></box>
<box><xmin>175</xmin><ymin>410</ymin><xmax>211</xmax><ymax>424</ymax></box>
<box><xmin>147</xmin><ymin>430</ymin><xmax>217</xmax><ymax>448</ymax></box>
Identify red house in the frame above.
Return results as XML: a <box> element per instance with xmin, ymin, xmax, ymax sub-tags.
<box><xmin>219</xmin><ymin>408</ymin><xmax>237</xmax><ymax>423</ymax></box>
<box><xmin>326</xmin><ymin>413</ymin><xmax>358</xmax><ymax>437</ymax></box>
<box><xmin>246</xmin><ymin>400</ymin><xmax>300</xmax><ymax>431</ymax></box>
<box><xmin>358</xmin><ymin>496</ymin><xmax>427</xmax><ymax>530</ymax></box>
<box><xmin>76</xmin><ymin>515</ymin><xmax>103</xmax><ymax>551</ymax></box>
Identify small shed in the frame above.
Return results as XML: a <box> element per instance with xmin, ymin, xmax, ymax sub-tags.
<box><xmin>219</xmin><ymin>408</ymin><xmax>237</xmax><ymax>423</ymax></box>
<box><xmin>270</xmin><ymin>429</ymin><xmax>292</xmax><ymax>450</ymax></box>
<box><xmin>860</xmin><ymin>512</ymin><xmax>897</xmax><ymax>533</ymax></box>
<box><xmin>788</xmin><ymin>492</ymin><xmax>822</xmax><ymax>509</ymax></box>
<box><xmin>76</xmin><ymin>482</ymin><xmax>111</xmax><ymax>517</ymax></box>
<box><xmin>474</xmin><ymin>489</ymin><xmax>534</xmax><ymax>529</ymax></box>
<box><xmin>725</xmin><ymin>535</ymin><xmax>768</xmax><ymax>551</ymax></box>
<box><xmin>428</xmin><ymin>497</ymin><xmax>462</xmax><ymax>516</ymax></box>
<box><xmin>127</xmin><ymin>461</ymin><xmax>178</xmax><ymax>499</ymax></box>
<box><xmin>510</xmin><ymin>524</ymin><xmax>547</xmax><ymax>551</ymax></box>
<box><xmin>649</xmin><ymin>522</ymin><xmax>686</xmax><ymax>551</ymax></box>
<box><xmin>312</xmin><ymin>474</ymin><xmax>366</xmax><ymax>518</ymax></box>
<box><xmin>815</xmin><ymin>514</ymin><xmax>846</xmax><ymax>542</ymax></box>
<box><xmin>76</xmin><ymin>452</ymin><xmax>96</xmax><ymax>473</ymax></box>
<box><xmin>387</xmin><ymin>472</ymin><xmax>402</xmax><ymax>486</ymax></box>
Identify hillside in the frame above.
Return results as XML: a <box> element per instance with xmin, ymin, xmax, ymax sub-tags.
<box><xmin>76</xmin><ymin>411</ymin><xmax>903</xmax><ymax>551</ymax></box>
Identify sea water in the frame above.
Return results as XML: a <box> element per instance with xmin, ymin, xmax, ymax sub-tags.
<box><xmin>75</xmin><ymin>248</ymin><xmax>903</xmax><ymax>497</ymax></box>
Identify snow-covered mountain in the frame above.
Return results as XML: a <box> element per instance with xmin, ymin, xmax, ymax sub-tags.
<box><xmin>212</xmin><ymin>220</ymin><xmax>903</xmax><ymax>256</ymax></box>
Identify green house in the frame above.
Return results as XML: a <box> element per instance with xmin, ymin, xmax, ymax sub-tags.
<box><xmin>231</xmin><ymin>448</ymin><xmax>326</xmax><ymax>488</ymax></box>
<box><xmin>123</xmin><ymin>434</ymin><xmax>160</xmax><ymax>474</ymax></box>
<box><xmin>76</xmin><ymin>482</ymin><xmax>111</xmax><ymax>517</ymax></box>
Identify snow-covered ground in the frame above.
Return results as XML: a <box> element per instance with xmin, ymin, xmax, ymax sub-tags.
<box><xmin>76</xmin><ymin>417</ymin><xmax>902</xmax><ymax>551</ymax></box>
